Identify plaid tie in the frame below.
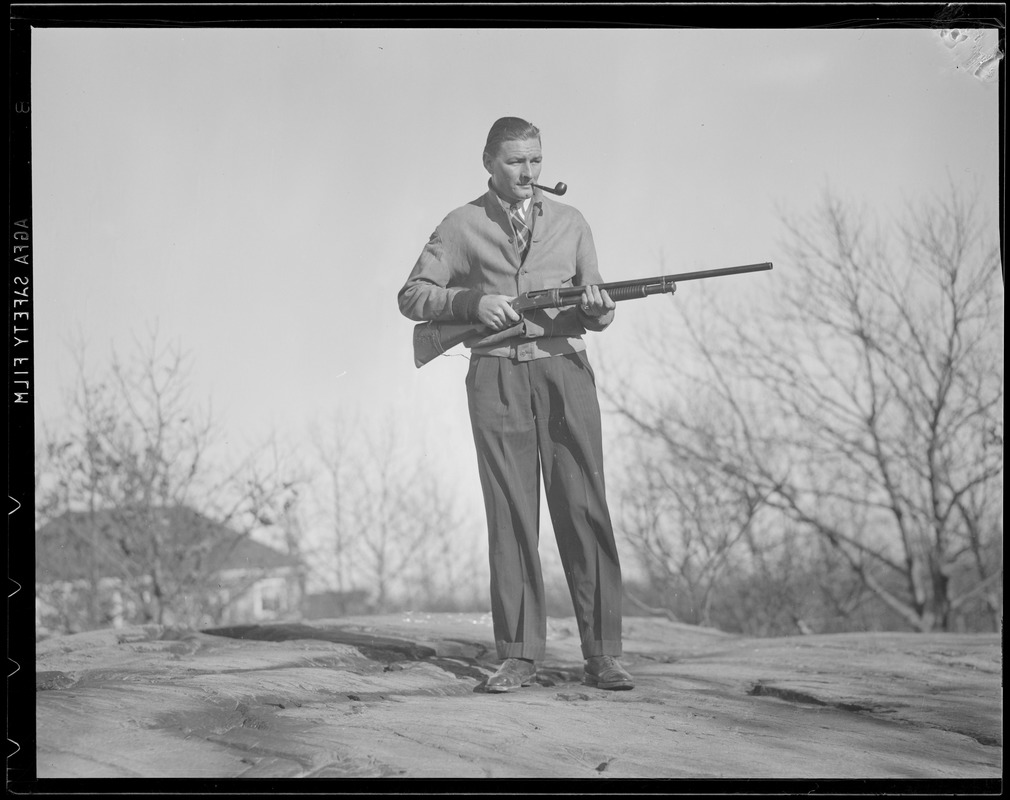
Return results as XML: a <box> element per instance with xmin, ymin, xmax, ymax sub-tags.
<box><xmin>509</xmin><ymin>203</ymin><xmax>530</xmax><ymax>260</ymax></box>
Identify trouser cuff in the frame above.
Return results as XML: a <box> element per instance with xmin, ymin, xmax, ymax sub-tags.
<box><xmin>581</xmin><ymin>639</ymin><xmax>623</xmax><ymax>659</ymax></box>
<box><xmin>497</xmin><ymin>641</ymin><xmax>546</xmax><ymax>662</ymax></box>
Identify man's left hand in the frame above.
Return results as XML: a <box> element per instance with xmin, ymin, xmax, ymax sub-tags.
<box><xmin>580</xmin><ymin>285</ymin><xmax>616</xmax><ymax>317</ymax></box>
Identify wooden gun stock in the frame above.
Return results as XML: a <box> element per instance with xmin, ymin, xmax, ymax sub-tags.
<box><xmin>412</xmin><ymin>321</ymin><xmax>479</xmax><ymax>368</ymax></box>
<box><xmin>411</xmin><ymin>261</ymin><xmax>772</xmax><ymax>368</ymax></box>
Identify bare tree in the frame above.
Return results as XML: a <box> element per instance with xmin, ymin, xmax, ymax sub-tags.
<box><xmin>616</xmin><ymin>426</ymin><xmax>759</xmax><ymax>628</ymax></box>
<box><xmin>606</xmin><ymin>185</ymin><xmax>1002</xmax><ymax>633</ymax></box>
<box><xmin>309</xmin><ymin>413</ymin><xmax>482</xmax><ymax>612</ymax></box>
<box><xmin>36</xmin><ymin>330</ymin><xmax>301</xmax><ymax>630</ymax></box>
<box><xmin>310</xmin><ymin>415</ymin><xmax>358</xmax><ymax>597</ymax></box>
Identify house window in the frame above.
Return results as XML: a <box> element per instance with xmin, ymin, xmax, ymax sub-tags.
<box><xmin>261</xmin><ymin>591</ymin><xmax>282</xmax><ymax>613</ymax></box>
<box><xmin>256</xmin><ymin>580</ymin><xmax>285</xmax><ymax>617</ymax></box>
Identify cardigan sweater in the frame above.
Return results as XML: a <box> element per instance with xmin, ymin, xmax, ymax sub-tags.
<box><xmin>397</xmin><ymin>186</ymin><xmax>614</xmax><ymax>360</ymax></box>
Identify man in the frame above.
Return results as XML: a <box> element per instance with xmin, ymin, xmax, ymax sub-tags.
<box><xmin>397</xmin><ymin>117</ymin><xmax>633</xmax><ymax>693</ymax></box>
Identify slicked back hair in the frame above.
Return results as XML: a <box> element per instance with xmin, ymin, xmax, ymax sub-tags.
<box><xmin>483</xmin><ymin>117</ymin><xmax>541</xmax><ymax>159</ymax></box>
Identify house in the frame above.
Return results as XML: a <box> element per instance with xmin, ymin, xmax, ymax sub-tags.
<box><xmin>36</xmin><ymin>506</ymin><xmax>305</xmax><ymax>635</ymax></box>
<box><xmin>303</xmin><ymin>588</ymin><xmax>374</xmax><ymax>619</ymax></box>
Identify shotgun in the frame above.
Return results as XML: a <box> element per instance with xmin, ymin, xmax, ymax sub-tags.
<box><xmin>412</xmin><ymin>261</ymin><xmax>773</xmax><ymax>368</ymax></box>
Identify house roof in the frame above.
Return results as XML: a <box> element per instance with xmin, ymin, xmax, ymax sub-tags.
<box><xmin>36</xmin><ymin>505</ymin><xmax>300</xmax><ymax>582</ymax></box>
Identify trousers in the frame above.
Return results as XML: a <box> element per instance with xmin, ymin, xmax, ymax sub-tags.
<box><xmin>465</xmin><ymin>350</ymin><xmax>623</xmax><ymax>661</ymax></box>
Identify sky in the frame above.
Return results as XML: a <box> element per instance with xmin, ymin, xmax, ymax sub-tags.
<box><xmin>30</xmin><ymin>25</ymin><xmax>1002</xmax><ymax>575</ymax></box>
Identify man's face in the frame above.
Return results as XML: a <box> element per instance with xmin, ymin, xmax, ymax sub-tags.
<box><xmin>483</xmin><ymin>137</ymin><xmax>542</xmax><ymax>204</ymax></box>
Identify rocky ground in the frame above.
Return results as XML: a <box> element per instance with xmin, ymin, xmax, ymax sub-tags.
<box><xmin>31</xmin><ymin>612</ymin><xmax>1001</xmax><ymax>786</ymax></box>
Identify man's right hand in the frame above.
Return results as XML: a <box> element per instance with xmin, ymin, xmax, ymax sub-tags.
<box><xmin>477</xmin><ymin>295</ymin><xmax>521</xmax><ymax>331</ymax></box>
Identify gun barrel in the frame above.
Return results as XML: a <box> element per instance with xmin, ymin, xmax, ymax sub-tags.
<box><xmin>597</xmin><ymin>261</ymin><xmax>772</xmax><ymax>294</ymax></box>
<box><xmin>521</xmin><ymin>261</ymin><xmax>773</xmax><ymax>309</ymax></box>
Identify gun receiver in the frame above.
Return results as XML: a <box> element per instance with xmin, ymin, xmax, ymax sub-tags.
<box><xmin>411</xmin><ymin>261</ymin><xmax>772</xmax><ymax>368</ymax></box>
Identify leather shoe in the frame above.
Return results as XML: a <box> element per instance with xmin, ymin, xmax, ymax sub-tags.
<box><xmin>486</xmin><ymin>658</ymin><xmax>536</xmax><ymax>693</ymax></box>
<box><xmin>584</xmin><ymin>655</ymin><xmax>634</xmax><ymax>690</ymax></box>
